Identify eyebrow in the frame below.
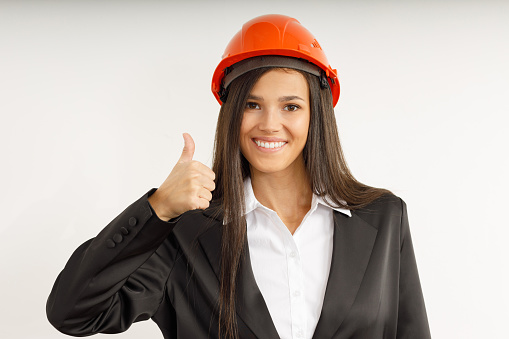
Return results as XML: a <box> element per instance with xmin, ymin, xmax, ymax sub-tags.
<box><xmin>247</xmin><ymin>95</ymin><xmax>263</xmax><ymax>101</ymax></box>
<box><xmin>246</xmin><ymin>95</ymin><xmax>305</xmax><ymax>102</ymax></box>
<box><xmin>279</xmin><ymin>95</ymin><xmax>305</xmax><ymax>102</ymax></box>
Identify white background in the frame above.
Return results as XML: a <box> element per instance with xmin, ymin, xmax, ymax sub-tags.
<box><xmin>1</xmin><ymin>1</ymin><xmax>508</xmax><ymax>338</ymax></box>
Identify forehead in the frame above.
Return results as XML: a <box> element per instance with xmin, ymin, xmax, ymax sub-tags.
<box><xmin>250</xmin><ymin>69</ymin><xmax>309</xmax><ymax>98</ymax></box>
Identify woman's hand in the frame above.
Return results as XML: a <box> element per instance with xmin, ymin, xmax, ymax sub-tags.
<box><xmin>148</xmin><ymin>133</ymin><xmax>216</xmax><ymax>221</ymax></box>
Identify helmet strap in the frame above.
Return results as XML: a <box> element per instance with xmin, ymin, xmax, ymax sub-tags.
<box><xmin>220</xmin><ymin>56</ymin><xmax>330</xmax><ymax>103</ymax></box>
<box><xmin>319</xmin><ymin>70</ymin><xmax>330</xmax><ymax>90</ymax></box>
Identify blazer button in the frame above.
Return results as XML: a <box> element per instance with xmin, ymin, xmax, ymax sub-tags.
<box><xmin>106</xmin><ymin>239</ymin><xmax>116</xmax><ymax>248</ymax></box>
<box><xmin>129</xmin><ymin>217</ymin><xmax>137</xmax><ymax>227</ymax></box>
<box><xmin>113</xmin><ymin>233</ymin><xmax>123</xmax><ymax>243</ymax></box>
<box><xmin>121</xmin><ymin>227</ymin><xmax>129</xmax><ymax>235</ymax></box>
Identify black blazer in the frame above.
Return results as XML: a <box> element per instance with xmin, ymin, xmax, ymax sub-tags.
<box><xmin>47</xmin><ymin>189</ymin><xmax>431</xmax><ymax>338</ymax></box>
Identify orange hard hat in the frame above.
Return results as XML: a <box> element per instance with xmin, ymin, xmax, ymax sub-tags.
<box><xmin>211</xmin><ymin>14</ymin><xmax>340</xmax><ymax>107</ymax></box>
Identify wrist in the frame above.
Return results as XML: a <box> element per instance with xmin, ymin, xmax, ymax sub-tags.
<box><xmin>148</xmin><ymin>190</ymin><xmax>176</xmax><ymax>222</ymax></box>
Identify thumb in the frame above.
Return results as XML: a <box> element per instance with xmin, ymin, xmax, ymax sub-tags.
<box><xmin>179</xmin><ymin>132</ymin><xmax>195</xmax><ymax>163</ymax></box>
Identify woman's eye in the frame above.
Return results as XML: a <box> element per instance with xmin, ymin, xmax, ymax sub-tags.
<box><xmin>246</xmin><ymin>102</ymin><xmax>260</xmax><ymax>110</ymax></box>
<box><xmin>284</xmin><ymin>104</ymin><xmax>300</xmax><ymax>112</ymax></box>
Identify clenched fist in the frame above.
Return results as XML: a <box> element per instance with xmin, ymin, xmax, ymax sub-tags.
<box><xmin>148</xmin><ymin>133</ymin><xmax>216</xmax><ymax>221</ymax></box>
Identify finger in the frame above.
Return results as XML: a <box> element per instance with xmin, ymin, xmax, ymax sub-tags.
<box><xmin>198</xmin><ymin>187</ymin><xmax>213</xmax><ymax>201</ymax></box>
<box><xmin>194</xmin><ymin>197</ymin><xmax>210</xmax><ymax>211</ymax></box>
<box><xmin>179</xmin><ymin>132</ymin><xmax>195</xmax><ymax>163</ymax></box>
<box><xmin>200</xmin><ymin>167</ymin><xmax>216</xmax><ymax>182</ymax></box>
<box><xmin>201</xmin><ymin>178</ymin><xmax>216</xmax><ymax>192</ymax></box>
<box><xmin>198</xmin><ymin>198</ymin><xmax>210</xmax><ymax>210</ymax></box>
<box><xmin>205</xmin><ymin>168</ymin><xmax>216</xmax><ymax>181</ymax></box>
<box><xmin>191</xmin><ymin>161</ymin><xmax>216</xmax><ymax>181</ymax></box>
<box><xmin>191</xmin><ymin>161</ymin><xmax>216</xmax><ymax>180</ymax></box>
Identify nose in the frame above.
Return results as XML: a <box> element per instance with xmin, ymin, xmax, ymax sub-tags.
<box><xmin>258</xmin><ymin>106</ymin><xmax>281</xmax><ymax>133</ymax></box>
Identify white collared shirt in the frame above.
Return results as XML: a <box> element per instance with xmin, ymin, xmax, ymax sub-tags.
<box><xmin>244</xmin><ymin>178</ymin><xmax>351</xmax><ymax>339</ymax></box>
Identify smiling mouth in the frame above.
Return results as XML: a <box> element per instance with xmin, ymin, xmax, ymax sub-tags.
<box><xmin>252</xmin><ymin>139</ymin><xmax>287</xmax><ymax>150</ymax></box>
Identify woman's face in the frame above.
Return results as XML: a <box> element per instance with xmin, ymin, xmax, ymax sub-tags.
<box><xmin>240</xmin><ymin>68</ymin><xmax>310</xmax><ymax>177</ymax></box>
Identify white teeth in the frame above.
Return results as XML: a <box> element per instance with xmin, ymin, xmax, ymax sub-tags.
<box><xmin>255</xmin><ymin>140</ymin><xmax>286</xmax><ymax>149</ymax></box>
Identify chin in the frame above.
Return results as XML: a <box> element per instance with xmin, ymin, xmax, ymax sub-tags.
<box><xmin>248</xmin><ymin>159</ymin><xmax>298</xmax><ymax>176</ymax></box>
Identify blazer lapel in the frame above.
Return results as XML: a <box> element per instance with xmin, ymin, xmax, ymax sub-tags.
<box><xmin>235</xmin><ymin>244</ymin><xmax>280</xmax><ymax>338</ymax></box>
<box><xmin>312</xmin><ymin>210</ymin><xmax>378</xmax><ymax>338</ymax></box>
<box><xmin>200</xmin><ymin>206</ymin><xmax>279</xmax><ymax>339</ymax></box>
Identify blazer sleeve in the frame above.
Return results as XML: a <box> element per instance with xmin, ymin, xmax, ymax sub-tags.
<box><xmin>47</xmin><ymin>189</ymin><xmax>180</xmax><ymax>336</ymax></box>
<box><xmin>397</xmin><ymin>199</ymin><xmax>432</xmax><ymax>338</ymax></box>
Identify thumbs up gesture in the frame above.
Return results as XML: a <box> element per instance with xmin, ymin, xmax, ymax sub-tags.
<box><xmin>148</xmin><ymin>133</ymin><xmax>216</xmax><ymax>221</ymax></box>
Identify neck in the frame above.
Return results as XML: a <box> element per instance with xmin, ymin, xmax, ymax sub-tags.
<box><xmin>249</xmin><ymin>158</ymin><xmax>312</xmax><ymax>233</ymax></box>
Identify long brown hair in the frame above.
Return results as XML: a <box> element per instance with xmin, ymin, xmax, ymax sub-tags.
<box><xmin>211</xmin><ymin>67</ymin><xmax>390</xmax><ymax>338</ymax></box>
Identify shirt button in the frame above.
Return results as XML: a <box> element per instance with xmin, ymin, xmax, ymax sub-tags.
<box><xmin>293</xmin><ymin>290</ymin><xmax>301</xmax><ymax>297</ymax></box>
<box><xmin>296</xmin><ymin>329</ymin><xmax>304</xmax><ymax>338</ymax></box>
<box><xmin>289</xmin><ymin>251</ymin><xmax>297</xmax><ymax>258</ymax></box>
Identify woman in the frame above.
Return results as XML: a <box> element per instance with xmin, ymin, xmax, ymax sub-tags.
<box><xmin>47</xmin><ymin>14</ymin><xmax>431</xmax><ymax>339</ymax></box>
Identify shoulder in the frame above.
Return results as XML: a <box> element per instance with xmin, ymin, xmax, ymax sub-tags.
<box><xmin>162</xmin><ymin>202</ymin><xmax>223</xmax><ymax>267</ymax></box>
<box><xmin>351</xmin><ymin>193</ymin><xmax>406</xmax><ymax>231</ymax></box>
<box><xmin>170</xmin><ymin>200</ymin><xmax>223</xmax><ymax>243</ymax></box>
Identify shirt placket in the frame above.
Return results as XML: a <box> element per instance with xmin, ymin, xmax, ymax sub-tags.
<box><xmin>273</xmin><ymin>214</ymin><xmax>307</xmax><ymax>339</ymax></box>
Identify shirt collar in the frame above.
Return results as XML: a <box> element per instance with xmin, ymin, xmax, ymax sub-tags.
<box><xmin>243</xmin><ymin>177</ymin><xmax>352</xmax><ymax>217</ymax></box>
